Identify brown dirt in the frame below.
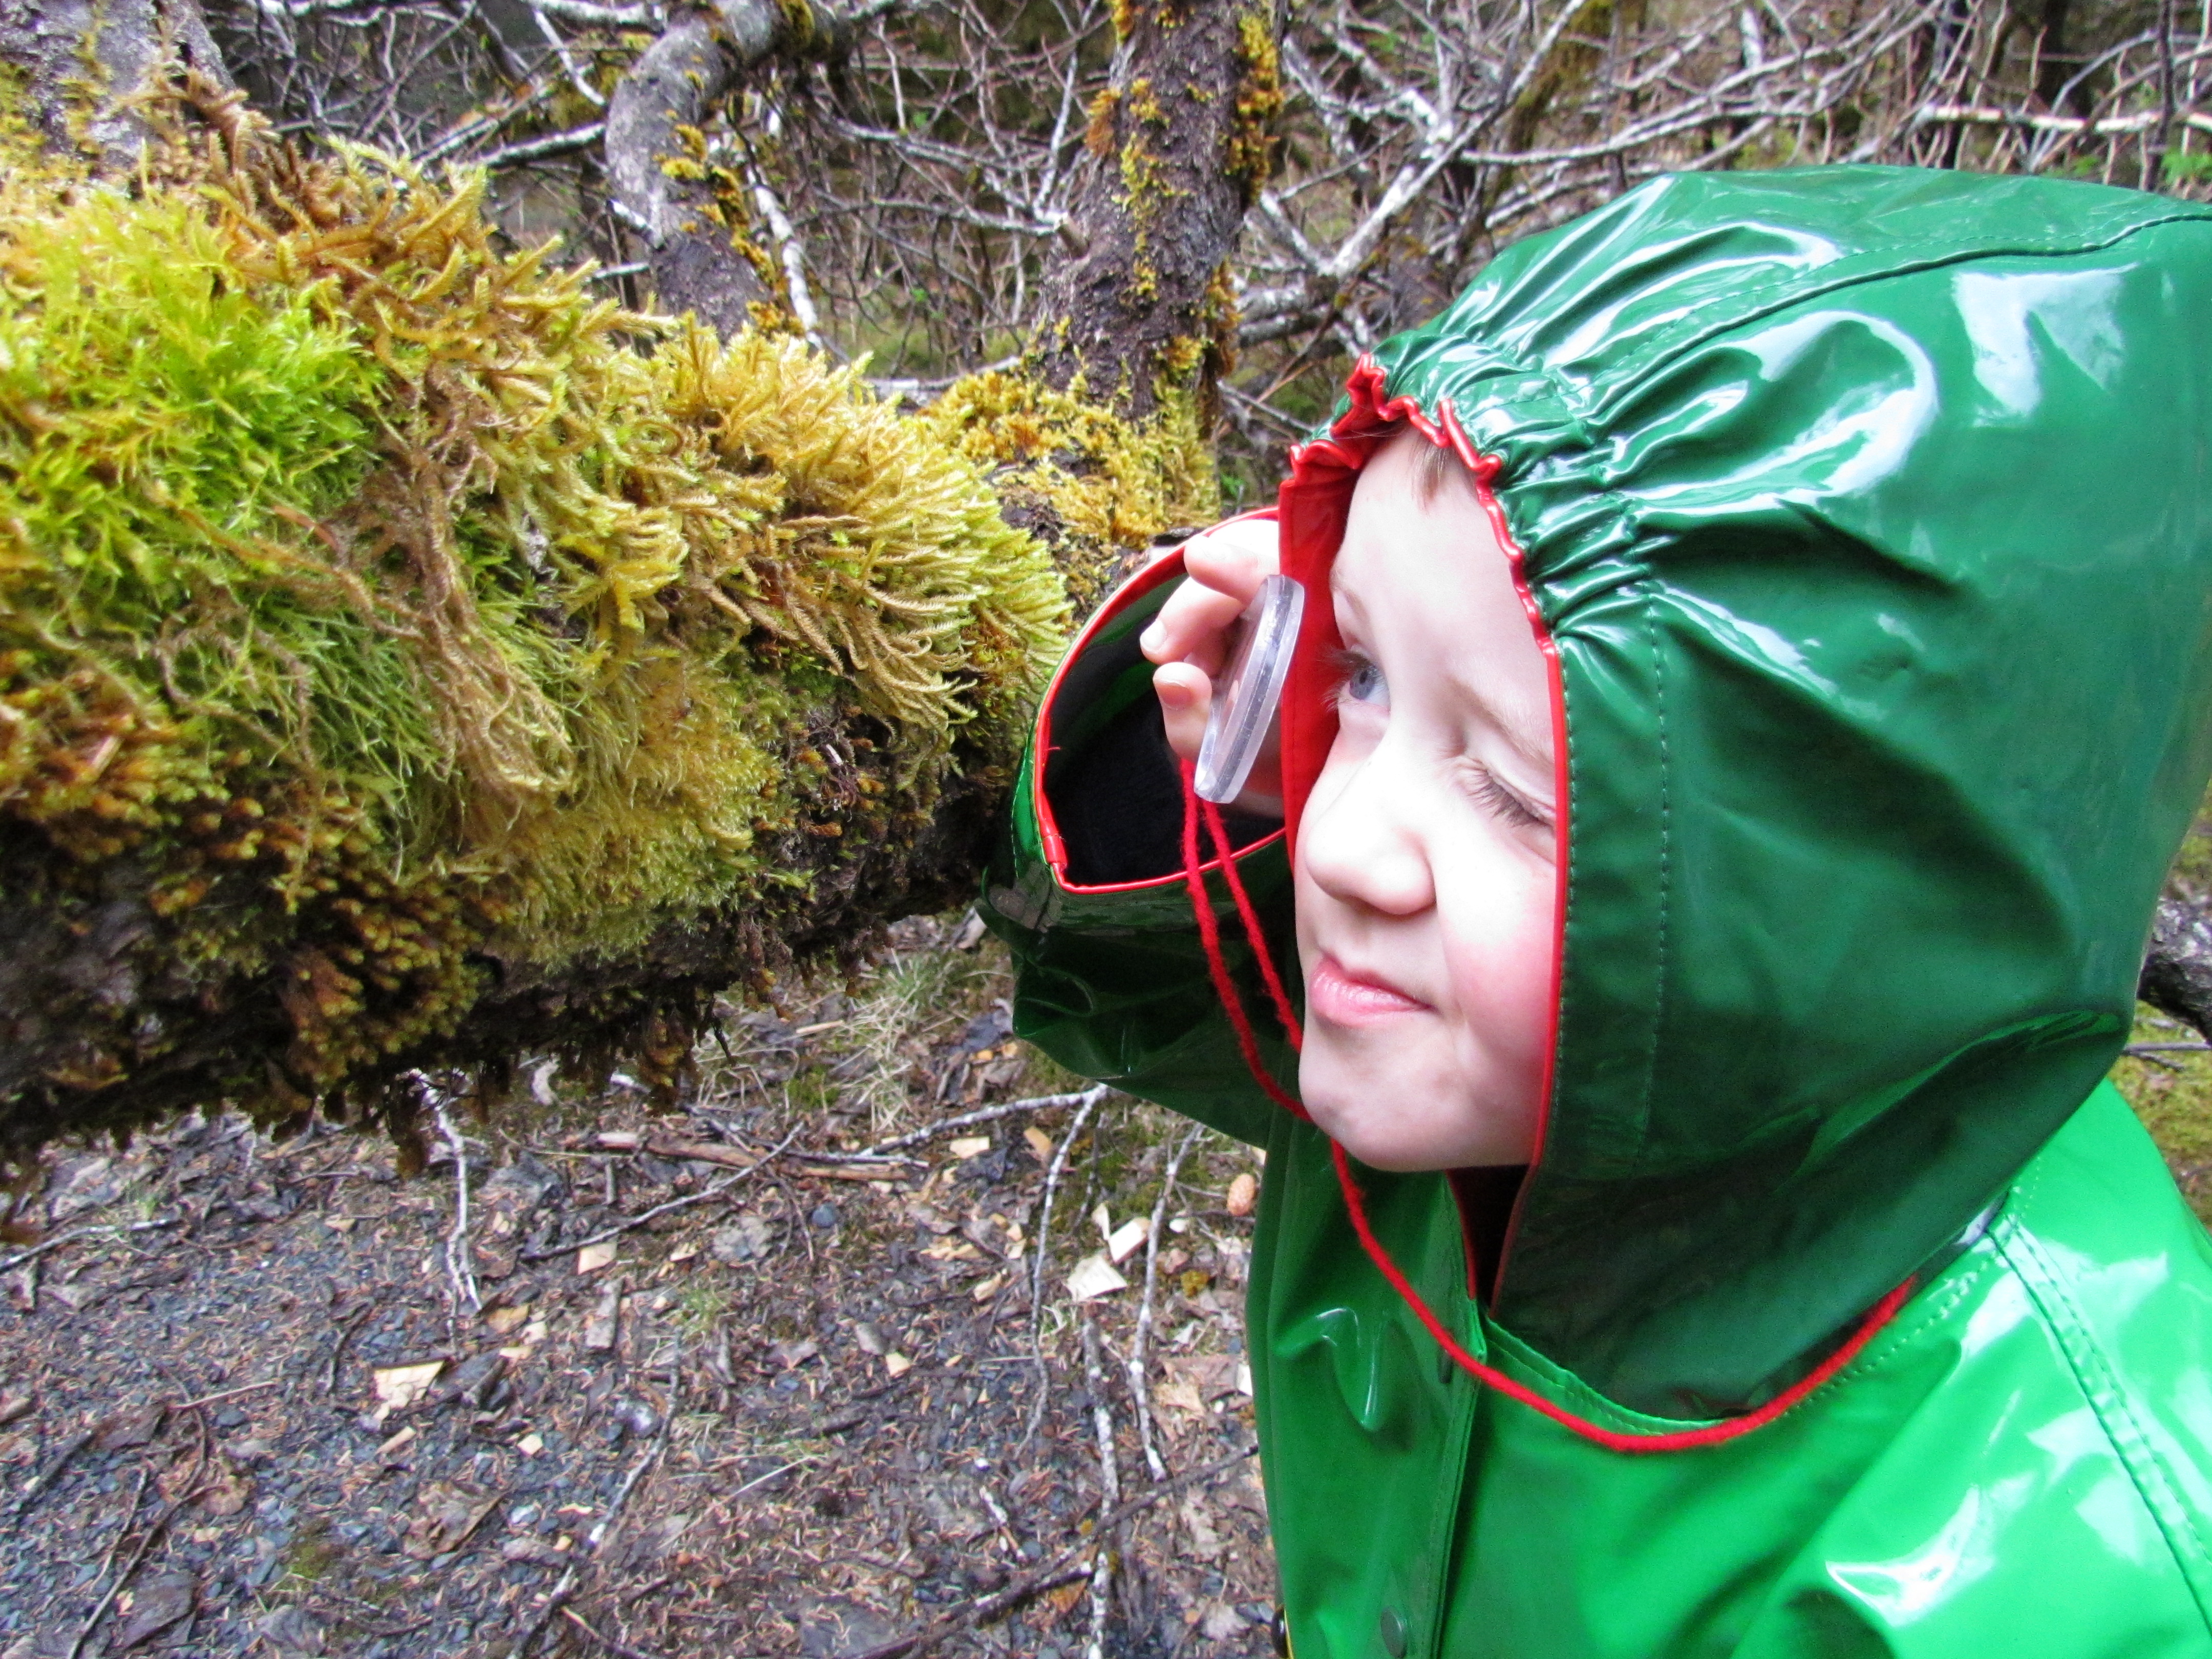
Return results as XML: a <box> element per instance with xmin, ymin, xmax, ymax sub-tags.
<box><xmin>0</xmin><ymin>918</ymin><xmax>1280</xmax><ymax>1658</ymax></box>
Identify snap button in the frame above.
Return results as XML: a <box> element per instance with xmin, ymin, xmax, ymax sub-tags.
<box><xmin>1379</xmin><ymin>1606</ymin><xmax>1408</xmax><ymax>1657</ymax></box>
<box><xmin>1272</xmin><ymin>1605</ymin><xmax>1291</xmax><ymax>1656</ymax></box>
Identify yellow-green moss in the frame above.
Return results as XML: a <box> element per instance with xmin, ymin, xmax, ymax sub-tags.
<box><xmin>919</xmin><ymin>368</ymin><xmax>1218</xmax><ymax>610</ymax></box>
<box><xmin>1229</xmin><ymin>9</ymin><xmax>1285</xmax><ymax>194</ymax></box>
<box><xmin>0</xmin><ymin>89</ymin><xmax>1068</xmax><ymax>1143</ymax></box>
<box><xmin>2111</xmin><ymin>1002</ymin><xmax>2212</xmax><ymax>1220</ymax></box>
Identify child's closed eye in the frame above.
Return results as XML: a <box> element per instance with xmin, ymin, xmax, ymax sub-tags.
<box><xmin>1329</xmin><ymin>648</ymin><xmax>1388</xmax><ymax>710</ymax></box>
<box><xmin>1452</xmin><ymin>757</ymin><xmax>1552</xmax><ymax>830</ymax></box>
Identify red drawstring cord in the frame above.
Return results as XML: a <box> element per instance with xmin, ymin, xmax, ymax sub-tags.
<box><xmin>1180</xmin><ymin>760</ymin><xmax>1309</xmax><ymax>1121</ymax></box>
<box><xmin>1177</xmin><ymin>760</ymin><xmax>1912</xmax><ymax>1453</ymax></box>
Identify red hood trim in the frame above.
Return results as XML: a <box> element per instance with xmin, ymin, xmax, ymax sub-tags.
<box><xmin>1032</xmin><ymin>518</ymin><xmax>1286</xmax><ymax>896</ymax></box>
<box><xmin>1274</xmin><ymin>357</ymin><xmax>1568</xmax><ymax>1304</ymax></box>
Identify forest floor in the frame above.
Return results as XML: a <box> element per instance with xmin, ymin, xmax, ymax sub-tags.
<box><xmin>6</xmin><ymin>916</ymin><xmax>2212</xmax><ymax>1659</ymax></box>
<box><xmin>0</xmin><ymin>916</ymin><xmax>1280</xmax><ymax>1659</ymax></box>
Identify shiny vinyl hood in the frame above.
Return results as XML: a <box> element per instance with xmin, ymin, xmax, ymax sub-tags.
<box><xmin>1271</xmin><ymin>166</ymin><xmax>2212</xmax><ymax>1414</ymax></box>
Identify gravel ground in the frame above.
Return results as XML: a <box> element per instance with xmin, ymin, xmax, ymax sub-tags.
<box><xmin>0</xmin><ymin>919</ymin><xmax>1281</xmax><ymax>1658</ymax></box>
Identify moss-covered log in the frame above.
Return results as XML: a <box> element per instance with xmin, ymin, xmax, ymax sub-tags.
<box><xmin>0</xmin><ymin>90</ymin><xmax>1067</xmax><ymax>1158</ymax></box>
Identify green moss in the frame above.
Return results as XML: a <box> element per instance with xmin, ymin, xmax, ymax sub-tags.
<box><xmin>2110</xmin><ymin>1002</ymin><xmax>2212</xmax><ymax>1220</ymax></box>
<box><xmin>0</xmin><ymin>93</ymin><xmax>1069</xmax><ymax>1152</ymax></box>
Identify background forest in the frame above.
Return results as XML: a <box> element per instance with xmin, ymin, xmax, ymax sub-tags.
<box><xmin>7</xmin><ymin>0</ymin><xmax>2212</xmax><ymax>1654</ymax></box>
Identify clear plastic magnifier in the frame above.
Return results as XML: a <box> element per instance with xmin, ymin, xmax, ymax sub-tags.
<box><xmin>1194</xmin><ymin>573</ymin><xmax>1305</xmax><ymax>804</ymax></box>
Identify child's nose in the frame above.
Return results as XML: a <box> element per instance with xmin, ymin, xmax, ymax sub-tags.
<box><xmin>1299</xmin><ymin>759</ymin><xmax>1434</xmax><ymax>917</ymax></box>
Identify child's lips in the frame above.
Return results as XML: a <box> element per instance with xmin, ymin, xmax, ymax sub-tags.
<box><xmin>1308</xmin><ymin>955</ymin><xmax>1431</xmax><ymax>1025</ymax></box>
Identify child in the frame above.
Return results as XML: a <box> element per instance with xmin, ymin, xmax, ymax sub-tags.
<box><xmin>982</xmin><ymin>165</ymin><xmax>2212</xmax><ymax>1657</ymax></box>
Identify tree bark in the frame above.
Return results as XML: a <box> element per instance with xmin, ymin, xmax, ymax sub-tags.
<box><xmin>0</xmin><ymin>0</ymin><xmax>228</xmax><ymax>166</ymax></box>
<box><xmin>1035</xmin><ymin>0</ymin><xmax>1281</xmax><ymax>420</ymax></box>
<box><xmin>2141</xmin><ymin>894</ymin><xmax>2212</xmax><ymax>1040</ymax></box>
<box><xmin>605</xmin><ymin>0</ymin><xmax>876</xmax><ymax>336</ymax></box>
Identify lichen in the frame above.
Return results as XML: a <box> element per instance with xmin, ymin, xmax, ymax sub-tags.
<box><xmin>0</xmin><ymin>87</ymin><xmax>1068</xmax><ymax>1154</ymax></box>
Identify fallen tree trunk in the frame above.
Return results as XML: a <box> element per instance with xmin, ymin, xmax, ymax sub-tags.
<box><xmin>0</xmin><ymin>87</ymin><xmax>1064</xmax><ymax>1158</ymax></box>
<box><xmin>0</xmin><ymin>0</ymin><xmax>1286</xmax><ymax>1160</ymax></box>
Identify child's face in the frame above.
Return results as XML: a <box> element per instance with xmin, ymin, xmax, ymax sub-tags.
<box><xmin>1293</xmin><ymin>432</ymin><xmax>1560</xmax><ymax>1171</ymax></box>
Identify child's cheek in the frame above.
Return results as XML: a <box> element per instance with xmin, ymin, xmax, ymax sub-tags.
<box><xmin>1437</xmin><ymin>855</ymin><xmax>1559</xmax><ymax>1088</ymax></box>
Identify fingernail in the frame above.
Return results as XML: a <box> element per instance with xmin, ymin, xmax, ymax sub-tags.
<box><xmin>1140</xmin><ymin>623</ymin><xmax>1164</xmax><ymax>656</ymax></box>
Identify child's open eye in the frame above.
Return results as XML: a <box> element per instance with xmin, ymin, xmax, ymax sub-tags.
<box><xmin>1331</xmin><ymin>649</ymin><xmax>1388</xmax><ymax>710</ymax></box>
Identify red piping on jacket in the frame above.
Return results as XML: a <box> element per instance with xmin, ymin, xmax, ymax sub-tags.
<box><xmin>1182</xmin><ymin>360</ymin><xmax>1912</xmax><ymax>1453</ymax></box>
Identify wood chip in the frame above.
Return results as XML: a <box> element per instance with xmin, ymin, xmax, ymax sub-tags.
<box><xmin>481</xmin><ymin>1304</ymin><xmax>529</xmax><ymax>1336</ymax></box>
<box><xmin>583</xmin><ymin>1286</ymin><xmax>623</xmax><ymax>1352</ymax></box>
<box><xmin>1065</xmin><ymin>1252</ymin><xmax>1128</xmax><ymax>1302</ymax></box>
<box><xmin>371</xmin><ymin>1360</ymin><xmax>445</xmax><ymax>1411</ymax></box>
<box><xmin>1105</xmin><ymin>1217</ymin><xmax>1148</xmax><ymax>1264</ymax></box>
<box><xmin>883</xmin><ymin>1352</ymin><xmax>912</xmax><ymax>1378</ymax></box>
<box><xmin>947</xmin><ymin>1136</ymin><xmax>992</xmax><ymax>1160</ymax></box>
<box><xmin>1023</xmin><ymin>1126</ymin><xmax>1054</xmax><ymax>1162</ymax></box>
<box><xmin>576</xmin><ymin>1240</ymin><xmax>619</xmax><ymax>1275</ymax></box>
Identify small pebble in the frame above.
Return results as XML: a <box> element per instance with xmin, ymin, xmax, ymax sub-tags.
<box><xmin>810</xmin><ymin>1203</ymin><xmax>840</xmax><ymax>1230</ymax></box>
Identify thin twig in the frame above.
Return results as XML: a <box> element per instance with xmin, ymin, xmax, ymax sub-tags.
<box><xmin>511</xmin><ymin>1412</ymin><xmax>671</xmax><ymax>1657</ymax></box>
<box><xmin>431</xmin><ymin>1095</ymin><xmax>481</xmax><ymax>1318</ymax></box>
<box><xmin>1130</xmin><ymin>1125</ymin><xmax>1205</xmax><ymax>1482</ymax></box>
<box><xmin>481</xmin><ymin>120</ymin><xmax>609</xmax><ymax>169</ymax></box>
<box><xmin>1080</xmin><ymin>1317</ymin><xmax>1120</xmax><ymax>1659</ymax></box>
<box><xmin>857</xmin><ymin>1085</ymin><xmax>1113</xmax><ymax>1159</ymax></box>
<box><xmin>842</xmin><ymin>1444</ymin><xmax>1257</xmax><ymax>1659</ymax></box>
<box><xmin>520</xmin><ymin>1129</ymin><xmax>798</xmax><ymax>1263</ymax></box>
<box><xmin>561</xmin><ymin>1605</ymin><xmax>668</xmax><ymax>1659</ymax></box>
<box><xmin>169</xmin><ymin>1378</ymin><xmax>284</xmax><ymax>1413</ymax></box>
<box><xmin>68</xmin><ymin>1491</ymin><xmax>183</xmax><ymax>1659</ymax></box>
<box><xmin>9</xmin><ymin>1428</ymin><xmax>93</xmax><ymax>1525</ymax></box>
<box><xmin>326</xmin><ymin>1295</ymin><xmax>378</xmax><ymax>1395</ymax></box>
<box><xmin>0</xmin><ymin>1218</ymin><xmax>181</xmax><ymax>1276</ymax></box>
<box><xmin>1024</xmin><ymin>1086</ymin><xmax>1110</xmax><ymax>1444</ymax></box>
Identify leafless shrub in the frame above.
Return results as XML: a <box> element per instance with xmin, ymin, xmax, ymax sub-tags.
<box><xmin>204</xmin><ymin>0</ymin><xmax>2212</xmax><ymax>494</ymax></box>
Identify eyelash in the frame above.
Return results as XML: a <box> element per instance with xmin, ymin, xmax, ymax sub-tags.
<box><xmin>1459</xmin><ymin>761</ymin><xmax>1552</xmax><ymax>831</ymax></box>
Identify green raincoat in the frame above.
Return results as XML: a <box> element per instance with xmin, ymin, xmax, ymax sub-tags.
<box><xmin>982</xmin><ymin>167</ymin><xmax>2212</xmax><ymax>1657</ymax></box>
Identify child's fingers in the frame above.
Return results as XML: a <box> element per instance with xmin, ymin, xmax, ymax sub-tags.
<box><xmin>1154</xmin><ymin>661</ymin><xmax>1212</xmax><ymax>764</ymax></box>
<box><xmin>1141</xmin><ymin>584</ymin><xmax>1245</xmax><ymax>676</ymax></box>
<box><xmin>1139</xmin><ymin>519</ymin><xmax>1281</xmax><ymax>671</ymax></box>
<box><xmin>1182</xmin><ymin>517</ymin><xmax>1280</xmax><ymax>594</ymax></box>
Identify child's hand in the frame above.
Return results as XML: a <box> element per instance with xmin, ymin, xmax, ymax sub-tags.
<box><xmin>1139</xmin><ymin>516</ymin><xmax>1285</xmax><ymax>817</ymax></box>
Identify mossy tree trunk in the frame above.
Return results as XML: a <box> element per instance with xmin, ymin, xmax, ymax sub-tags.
<box><xmin>604</xmin><ymin>0</ymin><xmax>882</xmax><ymax>339</ymax></box>
<box><xmin>1036</xmin><ymin>0</ymin><xmax>1281</xmax><ymax>424</ymax></box>
<box><xmin>0</xmin><ymin>0</ymin><xmax>229</xmax><ymax>165</ymax></box>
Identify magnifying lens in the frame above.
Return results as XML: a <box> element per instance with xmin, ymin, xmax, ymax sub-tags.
<box><xmin>1193</xmin><ymin>573</ymin><xmax>1305</xmax><ymax>804</ymax></box>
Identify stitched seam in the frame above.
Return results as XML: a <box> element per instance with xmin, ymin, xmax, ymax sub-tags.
<box><xmin>1637</xmin><ymin>583</ymin><xmax>1672</xmax><ymax>1155</ymax></box>
<box><xmin>1995</xmin><ymin>1217</ymin><xmax>2212</xmax><ymax>1626</ymax></box>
